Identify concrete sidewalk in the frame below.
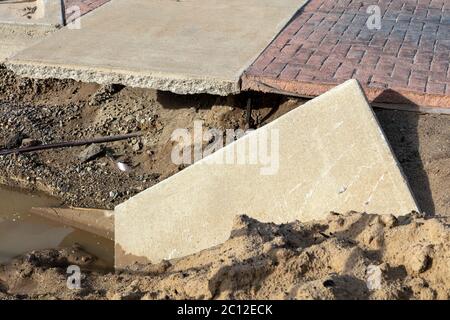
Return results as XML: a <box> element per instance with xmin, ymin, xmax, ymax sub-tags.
<box><xmin>0</xmin><ymin>0</ymin><xmax>63</xmax><ymax>28</ymax></box>
<box><xmin>6</xmin><ymin>0</ymin><xmax>307</xmax><ymax>95</ymax></box>
<box><xmin>0</xmin><ymin>0</ymin><xmax>60</xmax><ymax>62</ymax></box>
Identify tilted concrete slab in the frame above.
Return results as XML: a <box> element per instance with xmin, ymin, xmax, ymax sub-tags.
<box><xmin>6</xmin><ymin>0</ymin><xmax>307</xmax><ymax>95</ymax></box>
<box><xmin>115</xmin><ymin>80</ymin><xmax>419</xmax><ymax>267</ymax></box>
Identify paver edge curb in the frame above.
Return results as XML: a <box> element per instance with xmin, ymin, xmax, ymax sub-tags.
<box><xmin>5</xmin><ymin>59</ymin><xmax>241</xmax><ymax>95</ymax></box>
<box><xmin>242</xmin><ymin>74</ymin><xmax>450</xmax><ymax>113</ymax></box>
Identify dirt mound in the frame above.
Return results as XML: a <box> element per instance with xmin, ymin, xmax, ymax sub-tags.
<box><xmin>1</xmin><ymin>212</ymin><xmax>448</xmax><ymax>300</ymax></box>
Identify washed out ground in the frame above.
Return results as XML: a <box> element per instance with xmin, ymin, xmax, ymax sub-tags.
<box><xmin>0</xmin><ymin>67</ymin><xmax>449</xmax><ymax>299</ymax></box>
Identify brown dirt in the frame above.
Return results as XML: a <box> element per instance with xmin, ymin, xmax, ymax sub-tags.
<box><xmin>0</xmin><ymin>212</ymin><xmax>448</xmax><ymax>300</ymax></box>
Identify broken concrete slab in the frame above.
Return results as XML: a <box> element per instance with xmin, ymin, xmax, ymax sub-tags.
<box><xmin>115</xmin><ymin>79</ymin><xmax>419</xmax><ymax>267</ymax></box>
<box><xmin>6</xmin><ymin>0</ymin><xmax>307</xmax><ymax>95</ymax></box>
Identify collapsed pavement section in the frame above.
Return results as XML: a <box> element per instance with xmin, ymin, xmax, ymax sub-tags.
<box><xmin>115</xmin><ymin>79</ymin><xmax>419</xmax><ymax>268</ymax></box>
<box><xmin>6</xmin><ymin>0</ymin><xmax>308</xmax><ymax>95</ymax></box>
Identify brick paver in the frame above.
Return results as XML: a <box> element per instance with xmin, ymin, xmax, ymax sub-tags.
<box><xmin>242</xmin><ymin>0</ymin><xmax>450</xmax><ymax>110</ymax></box>
<box><xmin>64</xmin><ymin>0</ymin><xmax>110</xmax><ymax>22</ymax></box>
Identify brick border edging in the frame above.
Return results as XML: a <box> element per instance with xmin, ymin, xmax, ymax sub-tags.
<box><xmin>63</xmin><ymin>0</ymin><xmax>110</xmax><ymax>23</ymax></box>
<box><xmin>242</xmin><ymin>74</ymin><xmax>450</xmax><ymax>113</ymax></box>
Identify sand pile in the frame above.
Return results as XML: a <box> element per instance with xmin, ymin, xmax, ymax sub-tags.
<box><xmin>1</xmin><ymin>211</ymin><xmax>448</xmax><ymax>300</ymax></box>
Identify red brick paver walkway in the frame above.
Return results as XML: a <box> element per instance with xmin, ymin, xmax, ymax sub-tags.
<box><xmin>242</xmin><ymin>0</ymin><xmax>450</xmax><ymax>110</ymax></box>
<box><xmin>64</xmin><ymin>0</ymin><xmax>110</xmax><ymax>22</ymax></box>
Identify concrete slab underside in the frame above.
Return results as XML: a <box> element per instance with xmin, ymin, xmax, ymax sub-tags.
<box><xmin>115</xmin><ymin>80</ymin><xmax>419</xmax><ymax>267</ymax></box>
<box><xmin>6</xmin><ymin>0</ymin><xmax>307</xmax><ymax>95</ymax></box>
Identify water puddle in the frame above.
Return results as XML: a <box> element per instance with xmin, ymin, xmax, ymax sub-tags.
<box><xmin>0</xmin><ymin>186</ymin><xmax>114</xmax><ymax>269</ymax></box>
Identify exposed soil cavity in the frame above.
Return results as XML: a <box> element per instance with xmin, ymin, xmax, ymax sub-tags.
<box><xmin>0</xmin><ymin>186</ymin><xmax>114</xmax><ymax>268</ymax></box>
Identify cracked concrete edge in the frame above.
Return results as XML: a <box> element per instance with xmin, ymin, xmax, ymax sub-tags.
<box><xmin>5</xmin><ymin>60</ymin><xmax>241</xmax><ymax>95</ymax></box>
<box><xmin>241</xmin><ymin>74</ymin><xmax>450</xmax><ymax>112</ymax></box>
<box><xmin>4</xmin><ymin>1</ymin><xmax>308</xmax><ymax>95</ymax></box>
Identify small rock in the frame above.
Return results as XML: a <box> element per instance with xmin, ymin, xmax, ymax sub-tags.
<box><xmin>3</xmin><ymin>133</ymin><xmax>25</xmax><ymax>149</ymax></box>
<box><xmin>21</xmin><ymin>138</ymin><xmax>41</xmax><ymax>148</ymax></box>
<box><xmin>78</xmin><ymin>144</ymin><xmax>105</xmax><ymax>163</ymax></box>
<box><xmin>109</xmin><ymin>191</ymin><xmax>118</xmax><ymax>199</ymax></box>
<box><xmin>380</xmin><ymin>214</ymin><xmax>398</xmax><ymax>228</ymax></box>
<box><xmin>106</xmin><ymin>289</ymin><xmax>141</xmax><ymax>300</ymax></box>
<box><xmin>124</xmin><ymin>115</ymin><xmax>135</xmax><ymax>122</ymax></box>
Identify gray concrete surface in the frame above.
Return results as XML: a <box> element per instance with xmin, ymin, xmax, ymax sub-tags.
<box><xmin>0</xmin><ymin>0</ymin><xmax>63</xmax><ymax>27</ymax></box>
<box><xmin>115</xmin><ymin>80</ymin><xmax>419</xmax><ymax>267</ymax></box>
<box><xmin>0</xmin><ymin>24</ymin><xmax>51</xmax><ymax>62</ymax></box>
<box><xmin>6</xmin><ymin>0</ymin><xmax>307</xmax><ymax>95</ymax></box>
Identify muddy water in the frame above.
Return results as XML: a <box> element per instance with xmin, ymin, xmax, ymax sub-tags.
<box><xmin>0</xmin><ymin>186</ymin><xmax>114</xmax><ymax>268</ymax></box>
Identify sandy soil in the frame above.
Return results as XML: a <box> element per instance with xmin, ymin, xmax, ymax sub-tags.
<box><xmin>0</xmin><ymin>211</ymin><xmax>448</xmax><ymax>300</ymax></box>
